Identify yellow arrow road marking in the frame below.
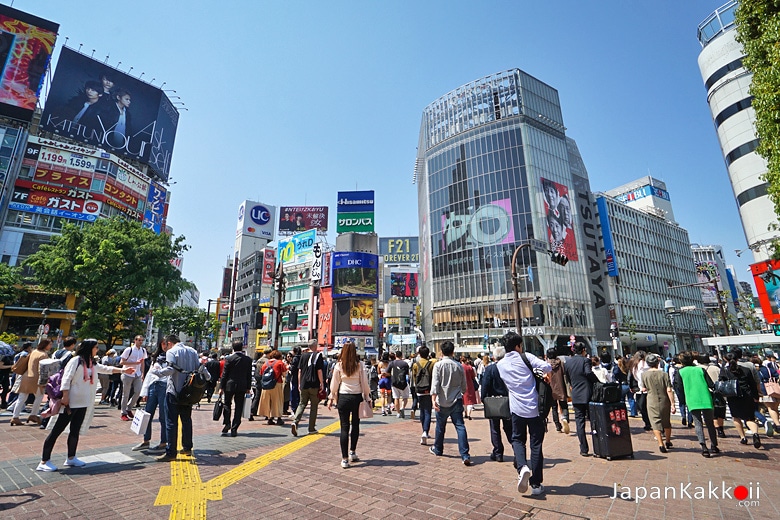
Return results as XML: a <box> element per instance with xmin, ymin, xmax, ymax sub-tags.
<box><xmin>155</xmin><ymin>420</ymin><xmax>340</xmax><ymax>519</ymax></box>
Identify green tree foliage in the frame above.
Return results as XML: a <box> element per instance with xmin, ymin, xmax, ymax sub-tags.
<box><xmin>0</xmin><ymin>263</ymin><xmax>22</xmax><ymax>305</ymax></box>
<box><xmin>24</xmin><ymin>217</ymin><xmax>188</xmax><ymax>348</ymax></box>
<box><xmin>735</xmin><ymin>2</ymin><xmax>780</xmax><ymax>253</ymax></box>
<box><xmin>152</xmin><ymin>305</ymin><xmax>210</xmax><ymax>338</ymax></box>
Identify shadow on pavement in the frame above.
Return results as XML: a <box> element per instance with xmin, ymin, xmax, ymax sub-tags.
<box><xmin>360</xmin><ymin>459</ymin><xmax>420</xmax><ymax>468</ymax></box>
<box><xmin>533</xmin><ymin>482</ymin><xmax>616</xmax><ymax>501</ymax></box>
<box><xmin>0</xmin><ymin>492</ymin><xmax>41</xmax><ymax>511</ymax></box>
<box><xmin>63</xmin><ymin>461</ymin><xmax>147</xmax><ymax>476</ymax></box>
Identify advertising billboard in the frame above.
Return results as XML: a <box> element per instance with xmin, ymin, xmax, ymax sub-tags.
<box><xmin>0</xmin><ymin>6</ymin><xmax>58</xmax><ymax>122</ymax></box>
<box><xmin>379</xmin><ymin>237</ymin><xmax>419</xmax><ymax>264</ymax></box>
<box><xmin>261</xmin><ymin>248</ymin><xmax>276</xmax><ymax>285</ymax></box>
<box><xmin>40</xmin><ymin>47</ymin><xmax>179</xmax><ymax>181</ymax></box>
<box><xmin>596</xmin><ymin>196</ymin><xmax>618</xmax><ymax>277</ymax></box>
<box><xmin>277</xmin><ymin>228</ymin><xmax>316</xmax><ymax>266</ymax></box>
<box><xmin>751</xmin><ymin>259</ymin><xmax>780</xmax><ymax>324</ymax></box>
<box><xmin>696</xmin><ymin>261</ymin><xmax>721</xmax><ymax>307</ymax></box>
<box><xmin>332</xmin><ymin>251</ymin><xmax>379</xmax><ymax>299</ymax></box>
<box><xmin>439</xmin><ymin>197</ymin><xmax>515</xmax><ymax>253</ymax></box>
<box><xmin>334</xmin><ymin>299</ymin><xmax>374</xmax><ymax>333</ymax></box>
<box><xmin>390</xmin><ymin>272</ymin><xmax>419</xmax><ymax>298</ymax></box>
<box><xmin>317</xmin><ymin>287</ymin><xmax>333</xmax><ymax>347</ymax></box>
<box><xmin>336</xmin><ymin>190</ymin><xmax>374</xmax><ymax>233</ymax></box>
<box><xmin>278</xmin><ymin>206</ymin><xmax>328</xmax><ymax>236</ymax></box>
<box><xmin>540</xmin><ymin>177</ymin><xmax>578</xmax><ymax>261</ymax></box>
<box><xmin>236</xmin><ymin>200</ymin><xmax>275</xmax><ymax>241</ymax></box>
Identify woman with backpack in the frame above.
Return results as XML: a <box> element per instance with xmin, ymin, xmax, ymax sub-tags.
<box><xmin>412</xmin><ymin>346</ymin><xmax>436</xmax><ymax>445</ymax></box>
<box><xmin>720</xmin><ymin>350</ymin><xmax>762</xmax><ymax>448</ymax></box>
<box><xmin>36</xmin><ymin>339</ymin><xmax>133</xmax><ymax>471</ymax></box>
<box><xmin>257</xmin><ymin>350</ymin><xmax>287</xmax><ymax>425</ymax></box>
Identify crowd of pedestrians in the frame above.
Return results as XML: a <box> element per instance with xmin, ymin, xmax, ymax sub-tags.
<box><xmin>3</xmin><ymin>332</ymin><xmax>778</xmax><ymax>487</ymax></box>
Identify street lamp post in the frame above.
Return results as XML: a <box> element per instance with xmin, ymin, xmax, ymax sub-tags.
<box><xmin>664</xmin><ymin>299</ymin><xmax>679</xmax><ymax>355</ymax></box>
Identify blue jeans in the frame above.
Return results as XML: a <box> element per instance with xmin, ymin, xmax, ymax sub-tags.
<box><xmin>511</xmin><ymin>414</ymin><xmax>546</xmax><ymax>486</ymax></box>
<box><xmin>164</xmin><ymin>393</ymin><xmax>192</xmax><ymax>457</ymax></box>
<box><xmin>432</xmin><ymin>398</ymin><xmax>470</xmax><ymax>461</ymax></box>
<box><xmin>418</xmin><ymin>394</ymin><xmax>432</xmax><ymax>435</ymax></box>
<box><xmin>144</xmin><ymin>380</ymin><xmax>168</xmax><ymax>444</ymax></box>
<box><xmin>623</xmin><ymin>385</ymin><xmax>636</xmax><ymax>415</ymax></box>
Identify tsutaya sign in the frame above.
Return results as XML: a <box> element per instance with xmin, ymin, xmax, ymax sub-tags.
<box><xmin>522</xmin><ymin>326</ymin><xmax>545</xmax><ymax>336</ymax></box>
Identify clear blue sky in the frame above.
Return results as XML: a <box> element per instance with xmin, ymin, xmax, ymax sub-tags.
<box><xmin>11</xmin><ymin>0</ymin><xmax>756</xmax><ymax>303</ymax></box>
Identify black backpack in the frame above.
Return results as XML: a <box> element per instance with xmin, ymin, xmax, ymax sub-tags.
<box><xmin>521</xmin><ymin>353</ymin><xmax>553</xmax><ymax>418</ymax></box>
<box><xmin>261</xmin><ymin>361</ymin><xmax>277</xmax><ymax>390</ymax></box>
<box><xmin>414</xmin><ymin>360</ymin><xmax>432</xmax><ymax>393</ymax></box>
<box><xmin>391</xmin><ymin>362</ymin><xmax>408</xmax><ymax>390</ymax></box>
<box><xmin>176</xmin><ymin>366</ymin><xmax>209</xmax><ymax>406</ymax></box>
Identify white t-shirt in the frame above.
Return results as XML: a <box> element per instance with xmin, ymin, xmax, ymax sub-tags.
<box><xmin>120</xmin><ymin>346</ymin><xmax>147</xmax><ymax>378</ymax></box>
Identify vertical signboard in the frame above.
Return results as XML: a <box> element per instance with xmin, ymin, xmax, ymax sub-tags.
<box><xmin>261</xmin><ymin>248</ymin><xmax>276</xmax><ymax>285</ymax></box>
<box><xmin>540</xmin><ymin>177</ymin><xmax>578</xmax><ymax>261</ymax></box>
<box><xmin>336</xmin><ymin>190</ymin><xmax>374</xmax><ymax>233</ymax></box>
<box><xmin>596</xmin><ymin>196</ymin><xmax>618</xmax><ymax>277</ymax></box>
<box><xmin>751</xmin><ymin>260</ymin><xmax>780</xmax><ymax>325</ymax></box>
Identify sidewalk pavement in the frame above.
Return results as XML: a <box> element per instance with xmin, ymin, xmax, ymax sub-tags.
<box><xmin>0</xmin><ymin>400</ymin><xmax>777</xmax><ymax>519</ymax></box>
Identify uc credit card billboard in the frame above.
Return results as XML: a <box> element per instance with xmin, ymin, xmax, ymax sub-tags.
<box><xmin>0</xmin><ymin>6</ymin><xmax>58</xmax><ymax>123</ymax></box>
<box><xmin>236</xmin><ymin>200</ymin><xmax>275</xmax><ymax>241</ymax></box>
<box><xmin>41</xmin><ymin>47</ymin><xmax>179</xmax><ymax>181</ymax></box>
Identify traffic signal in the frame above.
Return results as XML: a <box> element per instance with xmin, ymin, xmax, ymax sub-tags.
<box><xmin>550</xmin><ymin>252</ymin><xmax>569</xmax><ymax>266</ymax></box>
<box><xmin>288</xmin><ymin>311</ymin><xmax>298</xmax><ymax>330</ymax></box>
<box><xmin>532</xmin><ymin>303</ymin><xmax>545</xmax><ymax>325</ymax></box>
<box><xmin>610</xmin><ymin>325</ymin><xmax>619</xmax><ymax>339</ymax></box>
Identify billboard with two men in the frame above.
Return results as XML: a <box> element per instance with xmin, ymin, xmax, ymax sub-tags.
<box><xmin>40</xmin><ymin>47</ymin><xmax>179</xmax><ymax>181</ymax></box>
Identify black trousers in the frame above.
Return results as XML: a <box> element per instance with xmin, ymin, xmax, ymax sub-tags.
<box><xmin>336</xmin><ymin>393</ymin><xmax>362</xmax><ymax>459</ymax></box>
<box><xmin>42</xmin><ymin>407</ymin><xmax>87</xmax><ymax>462</ymax></box>
<box><xmin>489</xmin><ymin>416</ymin><xmax>513</xmax><ymax>457</ymax></box>
<box><xmin>572</xmin><ymin>403</ymin><xmax>590</xmax><ymax>454</ymax></box>
<box><xmin>223</xmin><ymin>389</ymin><xmax>245</xmax><ymax>431</ymax></box>
<box><xmin>636</xmin><ymin>392</ymin><xmax>651</xmax><ymax>428</ymax></box>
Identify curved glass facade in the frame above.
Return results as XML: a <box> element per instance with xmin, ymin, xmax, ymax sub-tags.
<box><xmin>417</xmin><ymin>70</ymin><xmax>600</xmax><ymax>354</ymax></box>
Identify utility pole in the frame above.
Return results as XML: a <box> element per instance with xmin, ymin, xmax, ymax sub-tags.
<box><xmin>270</xmin><ymin>262</ymin><xmax>286</xmax><ymax>350</ymax></box>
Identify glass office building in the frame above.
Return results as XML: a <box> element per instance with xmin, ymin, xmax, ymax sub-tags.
<box><xmin>415</xmin><ymin>70</ymin><xmax>608</xmax><ymax>355</ymax></box>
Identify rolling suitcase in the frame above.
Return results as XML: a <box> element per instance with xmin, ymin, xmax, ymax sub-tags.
<box><xmin>589</xmin><ymin>401</ymin><xmax>633</xmax><ymax>461</ymax></box>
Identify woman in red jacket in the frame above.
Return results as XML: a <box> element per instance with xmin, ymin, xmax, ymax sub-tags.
<box><xmin>460</xmin><ymin>356</ymin><xmax>478</xmax><ymax>420</ymax></box>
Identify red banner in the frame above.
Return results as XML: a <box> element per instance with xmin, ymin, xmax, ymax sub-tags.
<box><xmin>317</xmin><ymin>287</ymin><xmax>333</xmax><ymax>348</ymax></box>
<box><xmin>26</xmin><ymin>191</ymin><xmax>101</xmax><ymax>215</ymax></box>
<box><xmin>104</xmin><ymin>180</ymin><xmax>139</xmax><ymax>208</ymax></box>
<box><xmin>33</xmin><ymin>167</ymin><xmax>91</xmax><ymax>189</ymax></box>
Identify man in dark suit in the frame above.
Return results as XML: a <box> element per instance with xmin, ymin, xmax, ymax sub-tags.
<box><xmin>219</xmin><ymin>339</ymin><xmax>253</xmax><ymax>437</ymax></box>
<box><xmin>563</xmin><ymin>343</ymin><xmax>599</xmax><ymax>456</ymax></box>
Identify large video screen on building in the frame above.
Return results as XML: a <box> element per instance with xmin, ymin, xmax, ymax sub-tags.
<box><xmin>331</xmin><ymin>251</ymin><xmax>378</xmax><ymax>299</ymax></box>
<box><xmin>751</xmin><ymin>259</ymin><xmax>780</xmax><ymax>324</ymax></box>
<box><xmin>40</xmin><ymin>47</ymin><xmax>178</xmax><ymax>181</ymax></box>
<box><xmin>278</xmin><ymin>206</ymin><xmax>328</xmax><ymax>236</ymax></box>
<box><xmin>541</xmin><ymin>177</ymin><xmax>578</xmax><ymax>261</ymax></box>
<box><xmin>0</xmin><ymin>6</ymin><xmax>58</xmax><ymax>122</ymax></box>
<box><xmin>334</xmin><ymin>299</ymin><xmax>374</xmax><ymax>333</ymax></box>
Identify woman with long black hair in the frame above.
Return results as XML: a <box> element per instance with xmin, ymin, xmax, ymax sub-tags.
<box><xmin>36</xmin><ymin>339</ymin><xmax>132</xmax><ymax>472</ymax></box>
<box><xmin>328</xmin><ymin>342</ymin><xmax>370</xmax><ymax>468</ymax></box>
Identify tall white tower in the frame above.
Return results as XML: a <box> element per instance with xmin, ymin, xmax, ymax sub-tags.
<box><xmin>697</xmin><ymin>1</ymin><xmax>778</xmax><ymax>261</ymax></box>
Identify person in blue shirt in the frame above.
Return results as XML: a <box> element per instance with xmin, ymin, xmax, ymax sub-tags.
<box><xmin>497</xmin><ymin>332</ymin><xmax>551</xmax><ymax>497</ymax></box>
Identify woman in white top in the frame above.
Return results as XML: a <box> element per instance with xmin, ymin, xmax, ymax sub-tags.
<box><xmin>328</xmin><ymin>342</ymin><xmax>370</xmax><ymax>469</ymax></box>
<box><xmin>37</xmin><ymin>339</ymin><xmax>132</xmax><ymax>472</ymax></box>
<box><xmin>629</xmin><ymin>351</ymin><xmax>652</xmax><ymax>431</ymax></box>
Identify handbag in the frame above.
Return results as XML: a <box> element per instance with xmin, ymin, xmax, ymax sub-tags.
<box><xmin>11</xmin><ymin>355</ymin><xmax>29</xmax><ymax>375</ymax></box>
<box><xmin>715</xmin><ymin>379</ymin><xmax>739</xmax><ymax>398</ymax></box>
<box><xmin>483</xmin><ymin>396</ymin><xmax>511</xmax><ymax>419</ymax></box>
<box><xmin>764</xmin><ymin>378</ymin><xmax>780</xmax><ymax>399</ymax></box>
<box><xmin>212</xmin><ymin>397</ymin><xmax>224</xmax><ymax>421</ymax></box>
<box><xmin>359</xmin><ymin>399</ymin><xmax>374</xmax><ymax>419</ymax></box>
<box><xmin>317</xmin><ymin>387</ymin><xmax>328</xmax><ymax>401</ymax></box>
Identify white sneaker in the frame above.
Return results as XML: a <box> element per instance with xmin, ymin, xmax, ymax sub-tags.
<box><xmin>517</xmin><ymin>465</ymin><xmax>532</xmax><ymax>493</ymax></box>
<box><xmin>420</xmin><ymin>434</ymin><xmax>428</xmax><ymax>446</ymax></box>
<box><xmin>341</xmin><ymin>459</ymin><xmax>349</xmax><ymax>469</ymax></box>
<box><xmin>562</xmin><ymin>418</ymin><xmax>570</xmax><ymax>435</ymax></box>
<box><xmin>36</xmin><ymin>461</ymin><xmax>57</xmax><ymax>472</ymax></box>
<box><xmin>531</xmin><ymin>484</ymin><xmax>545</xmax><ymax>496</ymax></box>
<box><xmin>348</xmin><ymin>451</ymin><xmax>360</xmax><ymax>462</ymax></box>
<box><xmin>64</xmin><ymin>457</ymin><xmax>86</xmax><ymax>467</ymax></box>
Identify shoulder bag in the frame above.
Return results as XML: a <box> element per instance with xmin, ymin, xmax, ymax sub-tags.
<box><xmin>212</xmin><ymin>396</ymin><xmax>224</xmax><ymax>421</ymax></box>
<box><xmin>11</xmin><ymin>354</ymin><xmax>29</xmax><ymax>375</ymax></box>
<box><xmin>715</xmin><ymin>378</ymin><xmax>739</xmax><ymax>398</ymax></box>
<box><xmin>764</xmin><ymin>377</ymin><xmax>780</xmax><ymax>399</ymax></box>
